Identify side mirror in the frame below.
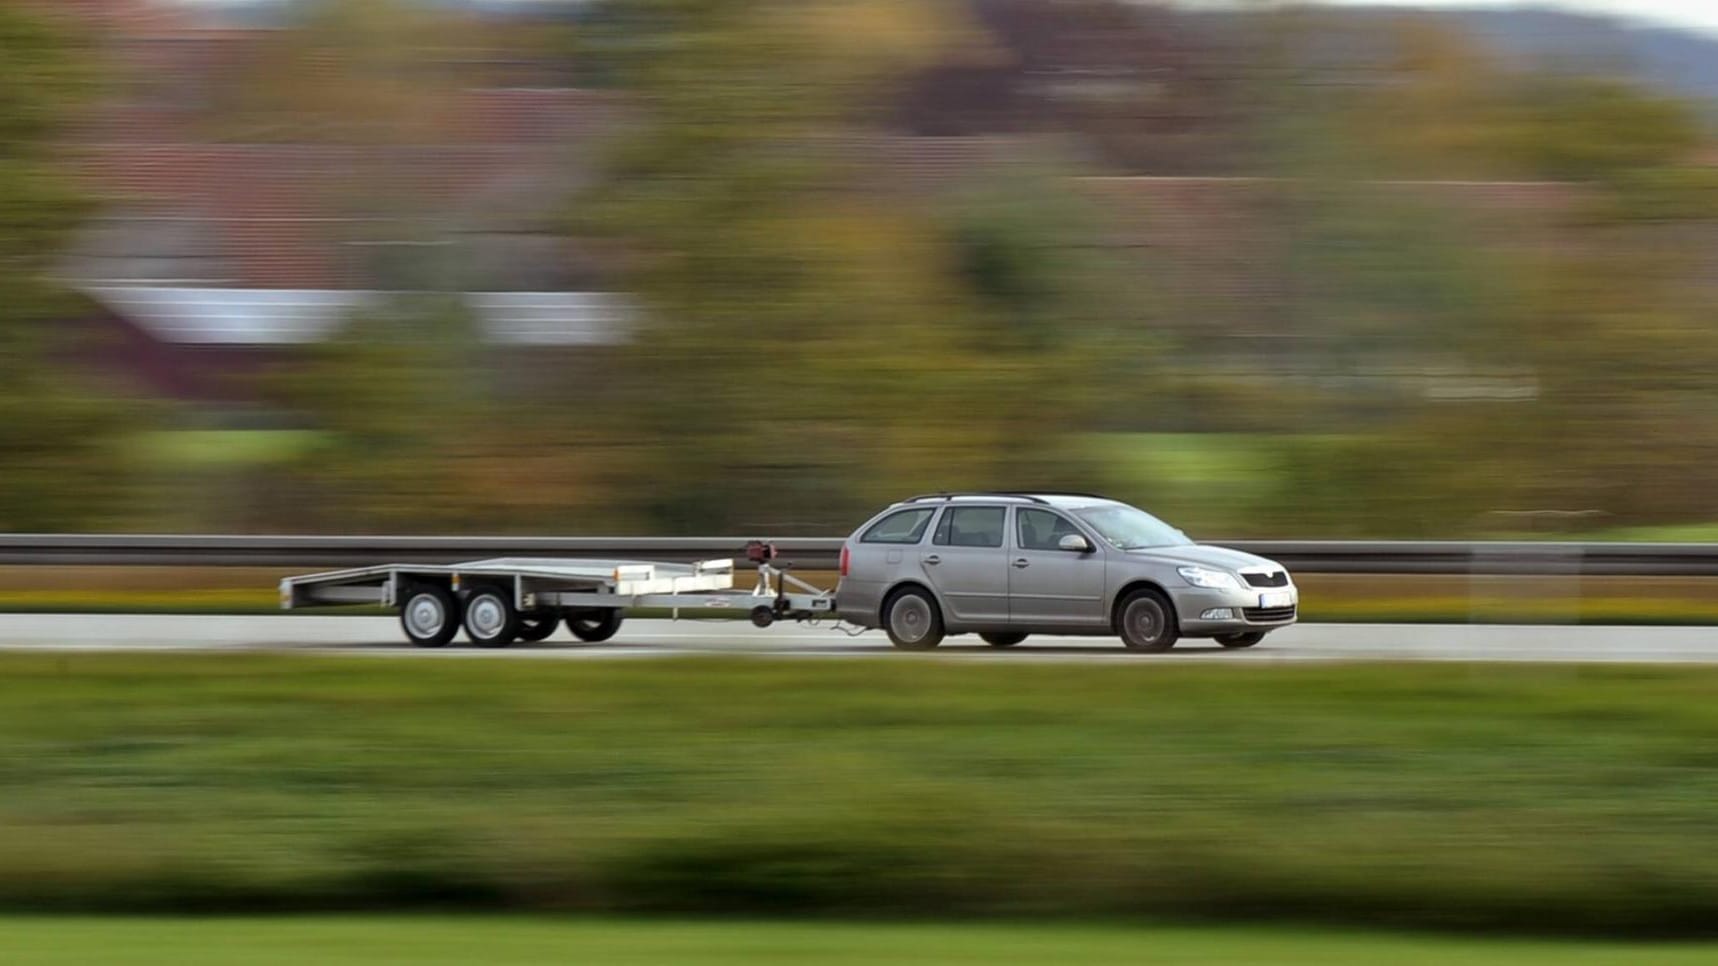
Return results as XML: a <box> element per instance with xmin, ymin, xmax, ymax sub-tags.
<box><xmin>1058</xmin><ymin>533</ymin><xmax>1093</xmax><ymax>553</ymax></box>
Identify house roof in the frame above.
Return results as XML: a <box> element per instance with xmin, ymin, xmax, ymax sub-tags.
<box><xmin>69</xmin><ymin>86</ymin><xmax>625</xmax><ymax>290</ymax></box>
<box><xmin>81</xmin><ymin>286</ymin><xmax>632</xmax><ymax>347</ymax></box>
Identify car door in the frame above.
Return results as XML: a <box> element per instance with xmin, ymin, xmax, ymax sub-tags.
<box><xmin>1007</xmin><ymin>506</ymin><xmax>1108</xmax><ymax>627</ymax></box>
<box><xmin>921</xmin><ymin>504</ymin><xmax>1009</xmax><ymax>624</ymax></box>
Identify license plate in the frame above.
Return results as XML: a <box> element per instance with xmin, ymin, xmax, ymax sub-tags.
<box><xmin>1258</xmin><ymin>591</ymin><xmax>1292</xmax><ymax>608</ymax></box>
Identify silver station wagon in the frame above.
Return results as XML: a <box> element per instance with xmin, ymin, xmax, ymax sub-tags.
<box><xmin>836</xmin><ymin>492</ymin><xmax>1297</xmax><ymax>652</ymax></box>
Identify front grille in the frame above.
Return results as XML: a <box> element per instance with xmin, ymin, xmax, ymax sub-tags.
<box><xmin>1243</xmin><ymin>605</ymin><xmax>1297</xmax><ymax>623</ymax></box>
<box><xmin>1243</xmin><ymin>571</ymin><xmax>1288</xmax><ymax>588</ymax></box>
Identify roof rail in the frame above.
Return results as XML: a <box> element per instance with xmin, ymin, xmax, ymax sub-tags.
<box><xmin>905</xmin><ymin>492</ymin><xmax>1051</xmax><ymax>505</ymax></box>
<box><xmin>902</xmin><ymin>491</ymin><xmax>1115</xmax><ymax>505</ymax></box>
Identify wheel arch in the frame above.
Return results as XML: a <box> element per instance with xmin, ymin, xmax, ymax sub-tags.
<box><xmin>879</xmin><ymin>579</ymin><xmax>944</xmax><ymax>627</ymax></box>
<box><xmin>1110</xmin><ymin>579</ymin><xmax>1177</xmax><ymax>630</ymax></box>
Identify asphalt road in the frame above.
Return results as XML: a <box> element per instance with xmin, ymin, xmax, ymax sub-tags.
<box><xmin>0</xmin><ymin>614</ymin><xmax>1715</xmax><ymax>663</ymax></box>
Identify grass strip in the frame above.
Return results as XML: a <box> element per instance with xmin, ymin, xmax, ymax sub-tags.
<box><xmin>0</xmin><ymin>656</ymin><xmax>1716</xmax><ymax>933</ymax></box>
<box><xmin>5</xmin><ymin>917</ymin><xmax>1718</xmax><ymax>966</ymax></box>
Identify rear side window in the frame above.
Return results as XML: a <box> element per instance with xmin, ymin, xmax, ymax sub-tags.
<box><xmin>933</xmin><ymin>506</ymin><xmax>1005</xmax><ymax>548</ymax></box>
<box><xmin>860</xmin><ymin>508</ymin><xmax>935</xmax><ymax>544</ymax></box>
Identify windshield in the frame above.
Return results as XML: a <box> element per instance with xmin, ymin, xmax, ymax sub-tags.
<box><xmin>1073</xmin><ymin>504</ymin><xmax>1191</xmax><ymax>550</ymax></box>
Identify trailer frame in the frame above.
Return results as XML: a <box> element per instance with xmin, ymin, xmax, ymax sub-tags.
<box><xmin>280</xmin><ymin>554</ymin><xmax>837</xmax><ymax>646</ymax></box>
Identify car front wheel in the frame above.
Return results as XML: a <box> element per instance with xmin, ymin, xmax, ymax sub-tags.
<box><xmin>1117</xmin><ymin>589</ymin><xmax>1179</xmax><ymax>653</ymax></box>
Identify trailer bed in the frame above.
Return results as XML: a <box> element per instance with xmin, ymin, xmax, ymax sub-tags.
<box><xmin>280</xmin><ymin>552</ymin><xmax>836</xmax><ymax>646</ymax></box>
<box><xmin>282</xmin><ymin>557</ymin><xmax>742</xmax><ymax>608</ymax></box>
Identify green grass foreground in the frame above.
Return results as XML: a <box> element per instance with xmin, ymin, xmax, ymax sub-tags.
<box><xmin>1</xmin><ymin>656</ymin><xmax>1716</xmax><ymax>934</ymax></box>
<box><xmin>6</xmin><ymin>917</ymin><xmax>1718</xmax><ymax>966</ymax></box>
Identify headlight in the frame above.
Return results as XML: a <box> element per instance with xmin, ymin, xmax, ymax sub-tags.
<box><xmin>1177</xmin><ymin>565</ymin><xmax>1240</xmax><ymax>591</ymax></box>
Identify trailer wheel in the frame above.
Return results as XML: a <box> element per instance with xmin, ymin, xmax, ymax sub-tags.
<box><xmin>462</xmin><ymin>585</ymin><xmax>520</xmax><ymax>648</ymax></box>
<box><xmin>400</xmin><ymin>584</ymin><xmax>460</xmax><ymax>648</ymax></box>
<box><xmin>516</xmin><ymin>611</ymin><xmax>559</xmax><ymax>643</ymax></box>
<box><xmin>566</xmin><ymin>608</ymin><xmax>623</xmax><ymax>643</ymax></box>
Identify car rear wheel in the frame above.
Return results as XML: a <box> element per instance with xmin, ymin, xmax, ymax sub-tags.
<box><xmin>1216</xmin><ymin>631</ymin><xmax>1266</xmax><ymax>649</ymax></box>
<box><xmin>979</xmin><ymin>632</ymin><xmax>1027</xmax><ymax>648</ymax></box>
<box><xmin>1117</xmin><ymin>589</ymin><xmax>1179</xmax><ymax>653</ymax></box>
<box><xmin>400</xmin><ymin>584</ymin><xmax>460</xmax><ymax>648</ymax></box>
<box><xmin>884</xmin><ymin>588</ymin><xmax>944</xmax><ymax>651</ymax></box>
<box><xmin>566</xmin><ymin>608</ymin><xmax>623</xmax><ymax>643</ymax></box>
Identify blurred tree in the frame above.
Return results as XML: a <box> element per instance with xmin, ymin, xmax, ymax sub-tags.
<box><xmin>1340</xmin><ymin>19</ymin><xmax>1706</xmax><ymax>184</ymax></box>
<box><xmin>892</xmin><ymin>0</ymin><xmax>1250</xmax><ymax>175</ymax></box>
<box><xmin>1215</xmin><ymin>15</ymin><xmax>1718</xmax><ymax>536</ymax></box>
<box><xmin>272</xmin><ymin>294</ymin><xmax>626</xmax><ymax>533</ymax></box>
<box><xmin>579</xmin><ymin>0</ymin><xmax>1132</xmax><ymax>531</ymax></box>
<box><xmin>0</xmin><ymin>2</ymin><xmax>138</xmax><ymax>530</ymax></box>
<box><xmin>1497</xmin><ymin>75</ymin><xmax>1703</xmax><ymax>185</ymax></box>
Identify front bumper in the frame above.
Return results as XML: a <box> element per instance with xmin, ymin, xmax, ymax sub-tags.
<box><xmin>1171</xmin><ymin>583</ymin><xmax>1298</xmax><ymax>636</ymax></box>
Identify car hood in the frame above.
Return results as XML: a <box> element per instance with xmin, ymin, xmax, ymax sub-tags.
<box><xmin>1123</xmin><ymin>544</ymin><xmax>1285</xmax><ymax>573</ymax></box>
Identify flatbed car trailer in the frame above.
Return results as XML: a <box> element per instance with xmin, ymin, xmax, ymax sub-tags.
<box><xmin>280</xmin><ymin>542</ymin><xmax>836</xmax><ymax>647</ymax></box>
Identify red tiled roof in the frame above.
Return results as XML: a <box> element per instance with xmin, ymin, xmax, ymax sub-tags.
<box><xmin>72</xmin><ymin>82</ymin><xmax>623</xmax><ymax>288</ymax></box>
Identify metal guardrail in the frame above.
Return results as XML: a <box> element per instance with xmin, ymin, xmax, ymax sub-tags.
<box><xmin>2</xmin><ymin>534</ymin><xmax>1718</xmax><ymax>576</ymax></box>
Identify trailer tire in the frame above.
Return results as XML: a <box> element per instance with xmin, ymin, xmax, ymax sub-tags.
<box><xmin>516</xmin><ymin>611</ymin><xmax>559</xmax><ymax>642</ymax></box>
<box><xmin>566</xmin><ymin>608</ymin><xmax>623</xmax><ymax>643</ymax></box>
<box><xmin>462</xmin><ymin>585</ymin><xmax>520</xmax><ymax>648</ymax></box>
<box><xmin>400</xmin><ymin>584</ymin><xmax>460</xmax><ymax>648</ymax></box>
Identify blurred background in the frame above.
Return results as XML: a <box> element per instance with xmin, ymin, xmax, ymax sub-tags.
<box><xmin>7</xmin><ymin>7</ymin><xmax>1718</xmax><ymax>959</ymax></box>
<box><xmin>4</xmin><ymin>0</ymin><xmax>1718</xmax><ymax>541</ymax></box>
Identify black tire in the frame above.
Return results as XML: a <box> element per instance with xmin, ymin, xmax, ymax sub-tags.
<box><xmin>462</xmin><ymin>584</ymin><xmax>520</xmax><ymax>648</ymax></box>
<box><xmin>883</xmin><ymin>587</ymin><xmax>944</xmax><ymax>651</ymax></box>
<box><xmin>516</xmin><ymin>611</ymin><xmax>559</xmax><ymax>643</ymax></box>
<box><xmin>980</xmin><ymin>632</ymin><xmax>1027</xmax><ymax>648</ymax></box>
<box><xmin>399</xmin><ymin>583</ymin><xmax>460</xmax><ymax>648</ymax></box>
<box><xmin>566</xmin><ymin>608</ymin><xmax>623</xmax><ymax>643</ymax></box>
<box><xmin>1116</xmin><ymin>588</ymin><xmax>1179</xmax><ymax>652</ymax></box>
<box><xmin>1216</xmin><ymin>631</ymin><xmax>1267</xmax><ymax>649</ymax></box>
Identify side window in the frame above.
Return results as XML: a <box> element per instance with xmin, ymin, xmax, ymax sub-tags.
<box><xmin>932</xmin><ymin>506</ymin><xmax>1005</xmax><ymax>548</ymax></box>
<box><xmin>1017</xmin><ymin>508</ymin><xmax>1082</xmax><ymax>551</ymax></box>
<box><xmin>860</xmin><ymin>508</ymin><xmax>935</xmax><ymax>545</ymax></box>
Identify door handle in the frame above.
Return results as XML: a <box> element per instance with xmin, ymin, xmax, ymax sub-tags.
<box><xmin>1012</xmin><ymin>558</ymin><xmax>1030</xmax><ymax>568</ymax></box>
<box><xmin>923</xmin><ymin>555</ymin><xmax>941</xmax><ymax>566</ymax></box>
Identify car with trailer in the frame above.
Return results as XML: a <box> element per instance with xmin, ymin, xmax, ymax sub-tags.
<box><xmin>279</xmin><ymin>493</ymin><xmax>1295</xmax><ymax>652</ymax></box>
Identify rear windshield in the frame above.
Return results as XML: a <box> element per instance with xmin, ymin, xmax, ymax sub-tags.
<box><xmin>860</xmin><ymin>508</ymin><xmax>935</xmax><ymax>544</ymax></box>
